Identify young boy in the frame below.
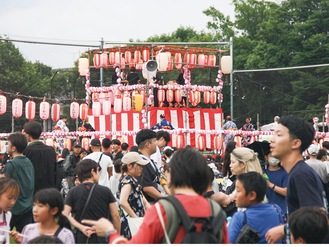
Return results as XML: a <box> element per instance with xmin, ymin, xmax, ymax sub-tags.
<box><xmin>289</xmin><ymin>206</ymin><xmax>328</xmax><ymax>243</ymax></box>
<box><xmin>228</xmin><ymin>172</ymin><xmax>285</xmax><ymax>243</ymax></box>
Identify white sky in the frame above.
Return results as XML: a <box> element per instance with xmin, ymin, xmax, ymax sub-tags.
<box><xmin>0</xmin><ymin>0</ymin><xmax>235</xmax><ymax>69</ymax></box>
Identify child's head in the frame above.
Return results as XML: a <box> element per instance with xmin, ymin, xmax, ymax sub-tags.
<box><xmin>235</xmin><ymin>172</ymin><xmax>267</xmax><ymax>208</ymax></box>
<box><xmin>289</xmin><ymin>206</ymin><xmax>329</xmax><ymax>244</ymax></box>
<box><xmin>0</xmin><ymin>177</ymin><xmax>19</xmax><ymax>212</ymax></box>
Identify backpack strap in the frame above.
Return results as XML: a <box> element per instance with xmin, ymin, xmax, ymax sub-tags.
<box><xmin>54</xmin><ymin>226</ymin><xmax>63</xmax><ymax>237</ymax></box>
<box><xmin>208</xmin><ymin>199</ymin><xmax>226</xmax><ymax>241</ymax></box>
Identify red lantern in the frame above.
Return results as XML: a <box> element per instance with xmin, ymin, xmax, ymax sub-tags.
<box><xmin>125</xmin><ymin>51</ymin><xmax>132</xmax><ymax>63</ymax></box>
<box><xmin>213</xmin><ymin>135</ymin><xmax>222</xmax><ymax>150</ymax></box>
<box><xmin>108</xmin><ymin>91</ymin><xmax>114</xmax><ymax>105</ymax></box>
<box><xmin>51</xmin><ymin>102</ymin><xmax>60</xmax><ymax>122</ymax></box>
<box><xmin>198</xmin><ymin>54</ymin><xmax>206</xmax><ymax>68</ymax></box>
<box><xmin>188</xmin><ymin>91</ymin><xmax>195</xmax><ymax>103</ymax></box>
<box><xmin>210</xmin><ymin>91</ymin><xmax>217</xmax><ymax>105</ymax></box>
<box><xmin>79</xmin><ymin>102</ymin><xmax>88</xmax><ymax>120</ymax></box>
<box><xmin>100</xmin><ymin>53</ymin><xmax>109</xmax><ymax>69</ymax></box>
<box><xmin>102</xmin><ymin>99</ymin><xmax>111</xmax><ymax>115</ymax></box>
<box><xmin>134</xmin><ymin>51</ymin><xmax>141</xmax><ymax>64</ymax></box>
<box><xmin>175</xmin><ymin>90</ymin><xmax>182</xmax><ymax>103</ymax></box>
<box><xmin>208</xmin><ymin>54</ymin><xmax>216</xmax><ymax>67</ymax></box>
<box><xmin>157</xmin><ymin>89</ymin><xmax>165</xmax><ymax>103</ymax></box>
<box><xmin>115</xmin><ymin>52</ymin><xmax>121</xmax><ymax>64</ymax></box>
<box><xmin>39</xmin><ymin>100</ymin><xmax>50</xmax><ymax>120</ymax></box>
<box><xmin>204</xmin><ymin>91</ymin><xmax>210</xmax><ymax>104</ymax></box>
<box><xmin>92</xmin><ymin>101</ymin><xmax>101</xmax><ymax>117</ymax></box>
<box><xmin>142</xmin><ymin>49</ymin><xmax>150</xmax><ymax>62</ymax></box>
<box><xmin>93</xmin><ymin>54</ymin><xmax>101</xmax><ymax>69</ymax></box>
<box><xmin>12</xmin><ymin>98</ymin><xmax>23</xmax><ymax>118</ymax></box>
<box><xmin>25</xmin><ymin>100</ymin><xmax>36</xmax><ymax>120</ymax></box>
<box><xmin>194</xmin><ymin>91</ymin><xmax>201</xmax><ymax>105</ymax></box>
<box><xmin>120</xmin><ymin>57</ymin><xmax>126</xmax><ymax>70</ymax></box>
<box><xmin>70</xmin><ymin>102</ymin><xmax>79</xmax><ymax>120</ymax></box>
<box><xmin>109</xmin><ymin>52</ymin><xmax>115</xmax><ymax>65</ymax></box>
<box><xmin>64</xmin><ymin>139</ymin><xmax>72</xmax><ymax>151</ymax></box>
<box><xmin>0</xmin><ymin>94</ymin><xmax>7</xmax><ymax>115</ymax></box>
<box><xmin>166</xmin><ymin>89</ymin><xmax>174</xmax><ymax>103</ymax></box>
<box><xmin>189</xmin><ymin>54</ymin><xmax>197</xmax><ymax>69</ymax></box>
<box><xmin>175</xmin><ymin>53</ymin><xmax>182</xmax><ymax>69</ymax></box>
<box><xmin>176</xmin><ymin>134</ymin><xmax>185</xmax><ymax>149</ymax></box>
<box><xmin>198</xmin><ymin>135</ymin><xmax>205</xmax><ymax>151</ymax></box>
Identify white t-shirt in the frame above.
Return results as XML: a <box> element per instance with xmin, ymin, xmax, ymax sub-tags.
<box><xmin>84</xmin><ymin>152</ymin><xmax>113</xmax><ymax>187</ymax></box>
<box><xmin>0</xmin><ymin>211</ymin><xmax>11</xmax><ymax>244</ymax></box>
<box><xmin>150</xmin><ymin>146</ymin><xmax>162</xmax><ymax>170</ymax></box>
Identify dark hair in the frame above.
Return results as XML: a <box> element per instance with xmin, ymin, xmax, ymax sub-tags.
<box><xmin>76</xmin><ymin>159</ymin><xmax>98</xmax><ymax>182</ymax></box>
<box><xmin>207</xmin><ymin>167</ymin><xmax>215</xmax><ymax>186</ymax></box>
<box><xmin>111</xmin><ymin>139</ymin><xmax>121</xmax><ymax>146</ymax></box>
<box><xmin>8</xmin><ymin>132</ymin><xmax>28</xmax><ymax>153</ymax></box>
<box><xmin>223</xmin><ymin>141</ymin><xmax>236</xmax><ymax>176</ymax></box>
<box><xmin>34</xmin><ymin>188</ymin><xmax>70</xmax><ymax>229</ymax></box>
<box><xmin>130</xmin><ymin>145</ymin><xmax>139</xmax><ymax>152</ymax></box>
<box><xmin>135</xmin><ymin>129</ymin><xmax>156</xmax><ymax>148</ymax></box>
<box><xmin>102</xmin><ymin>138</ymin><xmax>112</xmax><ymax>149</ymax></box>
<box><xmin>79</xmin><ymin>148</ymin><xmax>87</xmax><ymax>155</ymax></box>
<box><xmin>61</xmin><ymin>148</ymin><xmax>70</xmax><ymax>158</ymax></box>
<box><xmin>130</xmin><ymin>66</ymin><xmax>136</xmax><ymax>72</ymax></box>
<box><xmin>163</xmin><ymin>148</ymin><xmax>174</xmax><ymax>158</ymax></box>
<box><xmin>156</xmin><ymin>130</ymin><xmax>170</xmax><ymax>143</ymax></box>
<box><xmin>0</xmin><ymin>177</ymin><xmax>20</xmax><ymax>197</ymax></box>
<box><xmin>237</xmin><ymin>172</ymin><xmax>267</xmax><ymax>202</ymax></box>
<box><xmin>113</xmin><ymin>158</ymin><xmax>123</xmax><ymax>173</ymax></box>
<box><xmin>28</xmin><ymin>235</ymin><xmax>63</xmax><ymax>244</ymax></box>
<box><xmin>317</xmin><ymin>149</ymin><xmax>328</xmax><ymax>160</ymax></box>
<box><xmin>322</xmin><ymin>141</ymin><xmax>329</xmax><ymax>149</ymax></box>
<box><xmin>59</xmin><ymin>115</ymin><xmax>67</xmax><ymax>120</ymax></box>
<box><xmin>289</xmin><ymin>207</ymin><xmax>329</xmax><ymax>243</ymax></box>
<box><xmin>23</xmin><ymin>121</ymin><xmax>42</xmax><ymax>139</ymax></box>
<box><xmin>169</xmin><ymin>148</ymin><xmax>210</xmax><ymax>195</ymax></box>
<box><xmin>279</xmin><ymin>116</ymin><xmax>314</xmax><ymax>153</ymax></box>
<box><xmin>121</xmin><ymin>142</ymin><xmax>129</xmax><ymax>151</ymax></box>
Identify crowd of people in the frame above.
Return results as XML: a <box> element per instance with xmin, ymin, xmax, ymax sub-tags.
<box><xmin>0</xmin><ymin>115</ymin><xmax>329</xmax><ymax>244</ymax></box>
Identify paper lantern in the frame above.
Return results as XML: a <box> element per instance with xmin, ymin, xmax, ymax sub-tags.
<box><xmin>98</xmin><ymin>92</ymin><xmax>105</xmax><ymax>105</ymax></box>
<box><xmin>198</xmin><ymin>54</ymin><xmax>207</xmax><ymax>68</ymax></box>
<box><xmin>92</xmin><ymin>101</ymin><xmax>101</xmax><ymax>117</ymax></box>
<box><xmin>100</xmin><ymin>53</ymin><xmax>109</xmax><ymax>69</ymax></box>
<box><xmin>132</xmin><ymin>94</ymin><xmax>143</xmax><ymax>112</ymax></box>
<box><xmin>189</xmin><ymin>54</ymin><xmax>197</xmax><ymax>69</ymax></box>
<box><xmin>51</xmin><ymin>102</ymin><xmax>60</xmax><ymax>122</ymax></box>
<box><xmin>166</xmin><ymin>89</ymin><xmax>174</xmax><ymax>103</ymax></box>
<box><xmin>175</xmin><ymin>90</ymin><xmax>182</xmax><ymax>103</ymax></box>
<box><xmin>39</xmin><ymin>100</ymin><xmax>50</xmax><ymax>120</ymax></box>
<box><xmin>64</xmin><ymin>138</ymin><xmax>72</xmax><ymax>151</ymax></box>
<box><xmin>120</xmin><ymin>57</ymin><xmax>126</xmax><ymax>70</ymax></box>
<box><xmin>45</xmin><ymin>138</ymin><xmax>54</xmax><ymax>147</ymax></box>
<box><xmin>213</xmin><ymin>135</ymin><xmax>222</xmax><ymax>150</ymax></box>
<box><xmin>12</xmin><ymin>98</ymin><xmax>23</xmax><ymax>118</ymax></box>
<box><xmin>134</xmin><ymin>51</ymin><xmax>141</xmax><ymax>64</ymax></box>
<box><xmin>109</xmin><ymin>52</ymin><xmax>115</xmax><ymax>65</ymax></box>
<box><xmin>210</xmin><ymin>91</ymin><xmax>217</xmax><ymax>105</ymax></box>
<box><xmin>0</xmin><ymin>94</ymin><xmax>7</xmax><ymax>115</ymax></box>
<box><xmin>93</xmin><ymin>54</ymin><xmax>101</xmax><ymax>69</ymax></box>
<box><xmin>25</xmin><ymin>100</ymin><xmax>36</xmax><ymax>120</ymax></box>
<box><xmin>234</xmin><ymin>135</ymin><xmax>242</xmax><ymax>147</ymax></box>
<box><xmin>82</xmin><ymin>137</ymin><xmax>90</xmax><ymax>151</ymax></box>
<box><xmin>125</xmin><ymin>51</ymin><xmax>132</xmax><ymax>64</ymax></box>
<box><xmin>114</xmin><ymin>98</ymin><xmax>122</xmax><ymax>113</ymax></box>
<box><xmin>108</xmin><ymin>91</ymin><xmax>114</xmax><ymax>105</ymax></box>
<box><xmin>78</xmin><ymin>58</ymin><xmax>89</xmax><ymax>76</ymax></box>
<box><xmin>198</xmin><ymin>135</ymin><xmax>205</xmax><ymax>151</ymax></box>
<box><xmin>194</xmin><ymin>91</ymin><xmax>201</xmax><ymax>105</ymax></box>
<box><xmin>142</xmin><ymin>50</ymin><xmax>150</xmax><ymax>62</ymax></box>
<box><xmin>188</xmin><ymin>91</ymin><xmax>195</xmax><ymax>103</ymax></box>
<box><xmin>208</xmin><ymin>54</ymin><xmax>216</xmax><ymax>67</ymax></box>
<box><xmin>115</xmin><ymin>52</ymin><xmax>121</xmax><ymax>64</ymax></box>
<box><xmin>102</xmin><ymin>99</ymin><xmax>111</xmax><ymax>115</ymax></box>
<box><xmin>175</xmin><ymin>53</ymin><xmax>182</xmax><ymax>69</ymax></box>
<box><xmin>176</xmin><ymin>134</ymin><xmax>185</xmax><ymax>149</ymax></box>
<box><xmin>79</xmin><ymin>102</ymin><xmax>88</xmax><ymax>121</ymax></box>
<box><xmin>204</xmin><ymin>91</ymin><xmax>210</xmax><ymax>104</ymax></box>
<box><xmin>166</xmin><ymin>52</ymin><xmax>172</xmax><ymax>70</ymax></box>
<box><xmin>221</xmin><ymin>55</ymin><xmax>233</xmax><ymax>74</ymax></box>
<box><xmin>123</xmin><ymin>95</ymin><xmax>131</xmax><ymax>111</ymax></box>
<box><xmin>70</xmin><ymin>101</ymin><xmax>79</xmax><ymax>120</ymax></box>
<box><xmin>156</xmin><ymin>53</ymin><xmax>169</xmax><ymax>72</ymax></box>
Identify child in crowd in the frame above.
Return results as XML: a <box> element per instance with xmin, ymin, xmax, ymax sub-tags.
<box><xmin>228</xmin><ymin>172</ymin><xmax>285</xmax><ymax>243</ymax></box>
<box><xmin>10</xmin><ymin>188</ymin><xmax>75</xmax><ymax>244</ymax></box>
<box><xmin>289</xmin><ymin>206</ymin><xmax>329</xmax><ymax>244</ymax></box>
<box><xmin>0</xmin><ymin>177</ymin><xmax>20</xmax><ymax>244</ymax></box>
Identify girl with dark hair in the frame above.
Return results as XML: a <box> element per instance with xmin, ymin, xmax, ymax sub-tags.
<box><xmin>10</xmin><ymin>188</ymin><xmax>75</xmax><ymax>244</ymax></box>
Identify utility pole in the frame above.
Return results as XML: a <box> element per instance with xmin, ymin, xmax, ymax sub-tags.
<box><xmin>100</xmin><ymin>38</ymin><xmax>104</xmax><ymax>87</ymax></box>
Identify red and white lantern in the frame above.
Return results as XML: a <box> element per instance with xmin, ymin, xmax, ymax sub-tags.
<box><xmin>208</xmin><ymin>54</ymin><xmax>216</xmax><ymax>67</ymax></box>
<box><xmin>157</xmin><ymin>89</ymin><xmax>165</xmax><ymax>103</ymax></box>
<box><xmin>109</xmin><ymin>52</ymin><xmax>115</xmax><ymax>65</ymax></box>
<box><xmin>78</xmin><ymin>58</ymin><xmax>89</xmax><ymax>76</ymax></box>
<box><xmin>92</xmin><ymin>101</ymin><xmax>101</xmax><ymax>117</ymax></box>
<box><xmin>12</xmin><ymin>98</ymin><xmax>23</xmax><ymax>118</ymax></box>
<box><xmin>134</xmin><ymin>51</ymin><xmax>141</xmax><ymax>64</ymax></box>
<box><xmin>176</xmin><ymin>134</ymin><xmax>185</xmax><ymax>149</ymax></box>
<box><xmin>114</xmin><ymin>97</ymin><xmax>122</xmax><ymax>113</ymax></box>
<box><xmin>194</xmin><ymin>91</ymin><xmax>201</xmax><ymax>105</ymax></box>
<box><xmin>175</xmin><ymin>53</ymin><xmax>182</xmax><ymax>69</ymax></box>
<box><xmin>100</xmin><ymin>53</ymin><xmax>109</xmax><ymax>69</ymax></box>
<box><xmin>93</xmin><ymin>54</ymin><xmax>101</xmax><ymax>69</ymax></box>
<box><xmin>64</xmin><ymin>138</ymin><xmax>72</xmax><ymax>151</ymax></box>
<box><xmin>79</xmin><ymin>102</ymin><xmax>88</xmax><ymax>121</ymax></box>
<box><xmin>198</xmin><ymin>135</ymin><xmax>205</xmax><ymax>151</ymax></box>
<box><xmin>166</xmin><ymin>89</ymin><xmax>174</xmax><ymax>103</ymax></box>
<box><xmin>102</xmin><ymin>99</ymin><xmax>111</xmax><ymax>115</ymax></box>
<box><xmin>70</xmin><ymin>101</ymin><xmax>79</xmax><ymax>120</ymax></box>
<box><xmin>125</xmin><ymin>51</ymin><xmax>132</xmax><ymax>64</ymax></box>
<box><xmin>204</xmin><ymin>91</ymin><xmax>210</xmax><ymax>104</ymax></box>
<box><xmin>25</xmin><ymin>100</ymin><xmax>36</xmax><ymax>120</ymax></box>
<box><xmin>142</xmin><ymin>49</ymin><xmax>150</xmax><ymax>62</ymax></box>
<box><xmin>39</xmin><ymin>100</ymin><xmax>50</xmax><ymax>120</ymax></box>
<box><xmin>210</xmin><ymin>91</ymin><xmax>217</xmax><ymax>105</ymax></box>
<box><xmin>213</xmin><ymin>135</ymin><xmax>222</xmax><ymax>150</ymax></box>
<box><xmin>0</xmin><ymin>94</ymin><xmax>7</xmax><ymax>115</ymax></box>
<box><xmin>174</xmin><ymin>90</ymin><xmax>182</xmax><ymax>103</ymax></box>
<box><xmin>51</xmin><ymin>102</ymin><xmax>60</xmax><ymax>122</ymax></box>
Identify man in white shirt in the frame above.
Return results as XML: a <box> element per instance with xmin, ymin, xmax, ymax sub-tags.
<box><xmin>83</xmin><ymin>138</ymin><xmax>113</xmax><ymax>187</ymax></box>
<box><xmin>150</xmin><ymin>130</ymin><xmax>170</xmax><ymax>170</ymax></box>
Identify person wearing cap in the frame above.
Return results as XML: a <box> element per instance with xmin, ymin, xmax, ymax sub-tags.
<box><xmin>150</xmin><ymin>114</ymin><xmax>174</xmax><ymax>130</ymax></box>
<box><xmin>111</xmin><ymin>139</ymin><xmax>123</xmax><ymax>162</ymax></box>
<box><xmin>83</xmin><ymin>138</ymin><xmax>113</xmax><ymax>188</ymax></box>
<box><xmin>116</xmin><ymin>152</ymin><xmax>150</xmax><ymax>239</ymax></box>
<box><xmin>305</xmin><ymin>144</ymin><xmax>329</xmax><ymax>185</ymax></box>
<box><xmin>63</xmin><ymin>140</ymin><xmax>81</xmax><ymax>189</ymax></box>
<box><xmin>222</xmin><ymin>115</ymin><xmax>237</xmax><ymax>146</ymax></box>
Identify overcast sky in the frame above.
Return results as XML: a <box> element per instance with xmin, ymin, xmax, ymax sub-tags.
<box><xmin>0</xmin><ymin>0</ymin><xmax>236</xmax><ymax>69</ymax></box>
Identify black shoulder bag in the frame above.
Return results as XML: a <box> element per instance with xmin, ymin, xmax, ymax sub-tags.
<box><xmin>235</xmin><ymin>210</ymin><xmax>260</xmax><ymax>243</ymax></box>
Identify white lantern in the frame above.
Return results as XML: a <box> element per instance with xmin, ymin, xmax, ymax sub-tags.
<box><xmin>221</xmin><ymin>56</ymin><xmax>233</xmax><ymax>74</ymax></box>
<box><xmin>78</xmin><ymin>58</ymin><xmax>89</xmax><ymax>76</ymax></box>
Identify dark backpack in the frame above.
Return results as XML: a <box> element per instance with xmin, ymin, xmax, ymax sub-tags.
<box><xmin>158</xmin><ymin>196</ymin><xmax>226</xmax><ymax>243</ymax></box>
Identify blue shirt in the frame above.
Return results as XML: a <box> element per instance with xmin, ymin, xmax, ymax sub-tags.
<box><xmin>228</xmin><ymin>203</ymin><xmax>285</xmax><ymax>243</ymax></box>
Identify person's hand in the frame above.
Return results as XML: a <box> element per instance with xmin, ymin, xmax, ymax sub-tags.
<box><xmin>82</xmin><ymin>218</ymin><xmax>114</xmax><ymax>237</ymax></box>
<box><xmin>10</xmin><ymin>231</ymin><xmax>22</xmax><ymax>243</ymax></box>
<box><xmin>79</xmin><ymin>224</ymin><xmax>95</xmax><ymax>238</ymax></box>
<box><xmin>265</xmin><ymin>225</ymin><xmax>284</xmax><ymax>244</ymax></box>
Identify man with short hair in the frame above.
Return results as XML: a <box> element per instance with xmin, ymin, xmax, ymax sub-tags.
<box><xmin>305</xmin><ymin>144</ymin><xmax>329</xmax><ymax>184</ymax></box>
<box><xmin>23</xmin><ymin>121</ymin><xmax>57</xmax><ymax>194</ymax></box>
<box><xmin>265</xmin><ymin>116</ymin><xmax>328</xmax><ymax>244</ymax></box>
<box><xmin>63</xmin><ymin>140</ymin><xmax>81</xmax><ymax>188</ymax></box>
<box><xmin>111</xmin><ymin>139</ymin><xmax>123</xmax><ymax>161</ymax></box>
<box><xmin>136</xmin><ymin>129</ymin><xmax>163</xmax><ymax>203</ymax></box>
<box><xmin>84</xmin><ymin>138</ymin><xmax>113</xmax><ymax>187</ymax></box>
<box><xmin>121</xmin><ymin>142</ymin><xmax>129</xmax><ymax>155</ymax></box>
<box><xmin>3</xmin><ymin>132</ymin><xmax>34</xmax><ymax>232</ymax></box>
<box><xmin>150</xmin><ymin>130</ymin><xmax>170</xmax><ymax>169</ymax></box>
